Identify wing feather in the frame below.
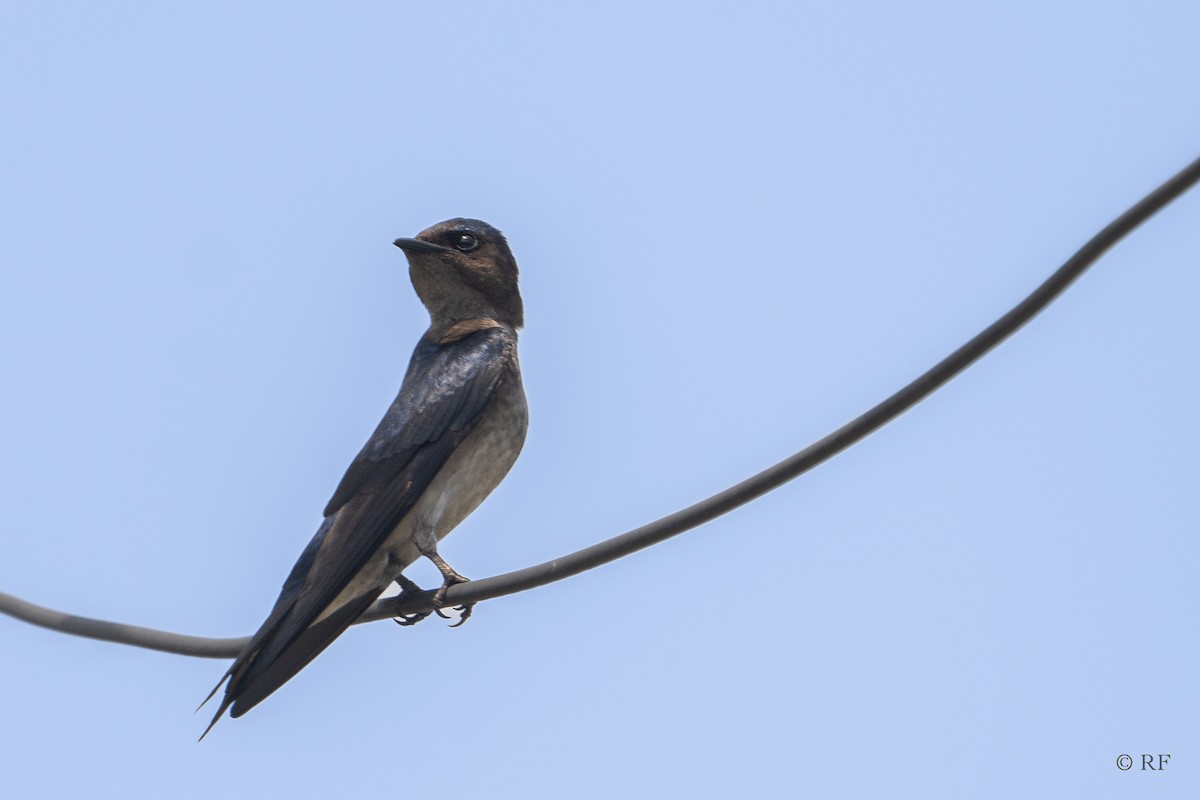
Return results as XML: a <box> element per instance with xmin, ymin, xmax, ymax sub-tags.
<box><xmin>203</xmin><ymin>326</ymin><xmax>516</xmax><ymax>732</ymax></box>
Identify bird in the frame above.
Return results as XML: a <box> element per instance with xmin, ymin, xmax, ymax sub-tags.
<box><xmin>200</xmin><ymin>218</ymin><xmax>528</xmax><ymax>738</ymax></box>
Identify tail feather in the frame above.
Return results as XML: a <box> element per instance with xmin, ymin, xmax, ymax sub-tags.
<box><xmin>199</xmin><ymin>685</ymin><xmax>236</xmax><ymax>741</ymax></box>
<box><xmin>231</xmin><ymin>590</ymin><xmax>380</xmax><ymax>718</ymax></box>
<box><xmin>198</xmin><ymin>588</ymin><xmax>382</xmax><ymax>739</ymax></box>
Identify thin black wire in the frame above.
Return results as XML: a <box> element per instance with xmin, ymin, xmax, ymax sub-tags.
<box><xmin>3</xmin><ymin>154</ymin><xmax>1198</xmax><ymax>658</ymax></box>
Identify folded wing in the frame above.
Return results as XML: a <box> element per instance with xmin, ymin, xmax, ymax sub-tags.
<box><xmin>201</xmin><ymin>326</ymin><xmax>516</xmax><ymax>736</ymax></box>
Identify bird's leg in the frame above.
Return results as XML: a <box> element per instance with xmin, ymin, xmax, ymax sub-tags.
<box><xmin>392</xmin><ymin>574</ymin><xmax>434</xmax><ymax>627</ymax></box>
<box><xmin>425</xmin><ymin>551</ymin><xmax>474</xmax><ymax>628</ymax></box>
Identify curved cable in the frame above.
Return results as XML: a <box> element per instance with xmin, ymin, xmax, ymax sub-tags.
<box><xmin>4</xmin><ymin>154</ymin><xmax>1199</xmax><ymax>658</ymax></box>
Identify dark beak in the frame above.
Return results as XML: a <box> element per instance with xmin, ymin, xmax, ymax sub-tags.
<box><xmin>393</xmin><ymin>237</ymin><xmax>449</xmax><ymax>254</ymax></box>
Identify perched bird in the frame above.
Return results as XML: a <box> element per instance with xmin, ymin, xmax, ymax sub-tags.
<box><xmin>201</xmin><ymin>218</ymin><xmax>528</xmax><ymax>737</ymax></box>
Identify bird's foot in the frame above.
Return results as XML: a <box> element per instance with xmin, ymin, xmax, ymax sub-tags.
<box><xmin>392</xmin><ymin>575</ymin><xmax>434</xmax><ymax>627</ymax></box>
<box><xmin>426</xmin><ymin>552</ymin><xmax>475</xmax><ymax>627</ymax></box>
<box><xmin>430</xmin><ymin>570</ymin><xmax>468</xmax><ymax>606</ymax></box>
<box><xmin>430</xmin><ymin>571</ymin><xmax>472</xmax><ymax>628</ymax></box>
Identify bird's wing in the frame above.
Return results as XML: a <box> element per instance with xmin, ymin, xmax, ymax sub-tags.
<box><xmin>323</xmin><ymin>323</ymin><xmax>513</xmax><ymax>516</ymax></box>
<box><xmin>203</xmin><ymin>326</ymin><xmax>516</xmax><ymax>732</ymax></box>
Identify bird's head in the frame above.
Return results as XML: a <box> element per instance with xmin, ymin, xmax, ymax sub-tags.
<box><xmin>394</xmin><ymin>218</ymin><xmax>523</xmax><ymax>330</ymax></box>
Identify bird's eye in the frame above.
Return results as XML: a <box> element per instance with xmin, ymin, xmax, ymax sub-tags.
<box><xmin>454</xmin><ymin>233</ymin><xmax>479</xmax><ymax>252</ymax></box>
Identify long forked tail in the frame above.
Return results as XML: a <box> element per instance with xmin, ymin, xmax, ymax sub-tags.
<box><xmin>197</xmin><ymin>589</ymin><xmax>380</xmax><ymax>740</ymax></box>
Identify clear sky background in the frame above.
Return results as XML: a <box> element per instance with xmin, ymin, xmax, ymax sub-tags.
<box><xmin>1</xmin><ymin>3</ymin><xmax>1197</xmax><ymax>798</ymax></box>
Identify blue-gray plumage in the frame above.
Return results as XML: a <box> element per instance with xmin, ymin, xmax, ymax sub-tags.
<box><xmin>200</xmin><ymin>219</ymin><xmax>527</xmax><ymax>737</ymax></box>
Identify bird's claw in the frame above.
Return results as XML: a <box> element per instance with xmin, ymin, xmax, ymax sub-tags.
<box><xmin>392</xmin><ymin>576</ymin><xmax>435</xmax><ymax>627</ymax></box>
<box><xmin>447</xmin><ymin>604</ymin><xmax>474</xmax><ymax>628</ymax></box>
<box><xmin>431</xmin><ymin>574</ymin><xmax>473</xmax><ymax>627</ymax></box>
<box><xmin>433</xmin><ymin>603</ymin><xmax>474</xmax><ymax>627</ymax></box>
<box><xmin>393</xmin><ymin>610</ymin><xmax>433</xmax><ymax>627</ymax></box>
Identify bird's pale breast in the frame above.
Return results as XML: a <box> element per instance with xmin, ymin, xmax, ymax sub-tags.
<box><xmin>386</xmin><ymin>361</ymin><xmax>527</xmax><ymax>569</ymax></box>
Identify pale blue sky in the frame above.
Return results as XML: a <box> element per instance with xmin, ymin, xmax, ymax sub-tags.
<box><xmin>1</xmin><ymin>3</ymin><xmax>1197</xmax><ymax>798</ymax></box>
